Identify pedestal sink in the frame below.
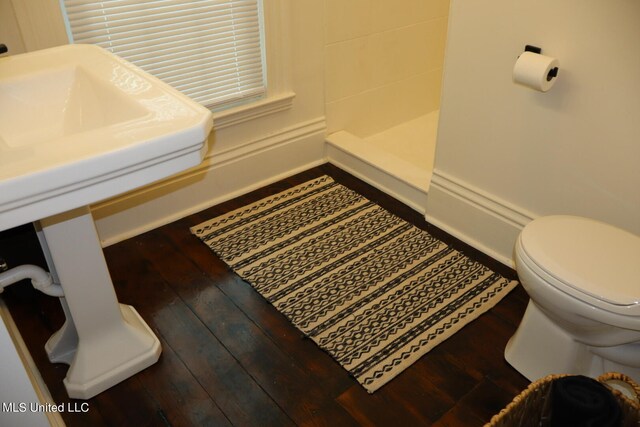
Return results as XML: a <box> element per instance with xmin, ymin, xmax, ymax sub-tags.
<box><xmin>0</xmin><ymin>45</ymin><xmax>213</xmax><ymax>399</ymax></box>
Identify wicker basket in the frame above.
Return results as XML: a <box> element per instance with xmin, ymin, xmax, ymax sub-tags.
<box><xmin>486</xmin><ymin>372</ymin><xmax>640</xmax><ymax>427</ymax></box>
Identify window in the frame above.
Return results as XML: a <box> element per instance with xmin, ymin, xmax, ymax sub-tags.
<box><xmin>60</xmin><ymin>0</ymin><xmax>267</xmax><ymax>112</ymax></box>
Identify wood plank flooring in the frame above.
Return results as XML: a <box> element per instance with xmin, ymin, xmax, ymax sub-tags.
<box><xmin>3</xmin><ymin>164</ymin><xmax>530</xmax><ymax>426</ymax></box>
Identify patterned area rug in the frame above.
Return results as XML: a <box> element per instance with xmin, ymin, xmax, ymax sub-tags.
<box><xmin>191</xmin><ymin>176</ymin><xmax>518</xmax><ymax>392</ymax></box>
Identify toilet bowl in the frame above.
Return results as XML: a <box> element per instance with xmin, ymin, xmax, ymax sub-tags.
<box><xmin>505</xmin><ymin>215</ymin><xmax>640</xmax><ymax>382</ymax></box>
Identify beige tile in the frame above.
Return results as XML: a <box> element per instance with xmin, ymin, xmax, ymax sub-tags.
<box><xmin>370</xmin><ymin>0</ymin><xmax>449</xmax><ymax>33</ymax></box>
<box><xmin>369</xmin><ymin>23</ymin><xmax>431</xmax><ymax>87</ymax></box>
<box><xmin>421</xmin><ymin>0</ymin><xmax>451</xmax><ymax>21</ymax></box>
<box><xmin>371</xmin><ymin>0</ymin><xmax>416</xmax><ymax>32</ymax></box>
<box><xmin>324</xmin><ymin>38</ymin><xmax>373</xmax><ymax>102</ymax></box>
<box><xmin>367</xmin><ymin>17</ymin><xmax>447</xmax><ymax>88</ymax></box>
<box><xmin>423</xmin><ymin>17</ymin><xmax>449</xmax><ymax>71</ymax></box>
<box><xmin>326</xmin><ymin>69</ymin><xmax>443</xmax><ymax>137</ymax></box>
<box><xmin>323</xmin><ymin>0</ymin><xmax>449</xmax><ymax>136</ymax></box>
<box><xmin>324</xmin><ymin>0</ymin><xmax>372</xmax><ymax>44</ymax></box>
<box><xmin>326</xmin><ymin>92</ymin><xmax>375</xmax><ymax>136</ymax></box>
<box><xmin>372</xmin><ymin>75</ymin><xmax>430</xmax><ymax>131</ymax></box>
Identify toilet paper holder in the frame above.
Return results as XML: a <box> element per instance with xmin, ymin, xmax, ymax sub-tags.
<box><xmin>524</xmin><ymin>45</ymin><xmax>542</xmax><ymax>54</ymax></box>
<box><xmin>523</xmin><ymin>45</ymin><xmax>558</xmax><ymax>82</ymax></box>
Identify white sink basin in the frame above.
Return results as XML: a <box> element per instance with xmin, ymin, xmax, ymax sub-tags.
<box><xmin>0</xmin><ymin>44</ymin><xmax>212</xmax><ymax>231</ymax></box>
<box><xmin>0</xmin><ymin>44</ymin><xmax>213</xmax><ymax>399</ymax></box>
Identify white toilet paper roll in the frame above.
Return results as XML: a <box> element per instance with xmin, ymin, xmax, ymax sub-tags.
<box><xmin>513</xmin><ymin>51</ymin><xmax>559</xmax><ymax>92</ymax></box>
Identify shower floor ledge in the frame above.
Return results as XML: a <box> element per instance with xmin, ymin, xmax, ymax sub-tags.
<box><xmin>326</xmin><ymin>130</ymin><xmax>430</xmax><ymax>214</ymax></box>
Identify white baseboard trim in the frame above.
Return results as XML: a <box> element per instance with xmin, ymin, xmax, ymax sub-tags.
<box><xmin>92</xmin><ymin>117</ymin><xmax>327</xmax><ymax>246</ymax></box>
<box><xmin>212</xmin><ymin>92</ymin><xmax>296</xmax><ymax>130</ymax></box>
<box><xmin>425</xmin><ymin>169</ymin><xmax>537</xmax><ymax>268</ymax></box>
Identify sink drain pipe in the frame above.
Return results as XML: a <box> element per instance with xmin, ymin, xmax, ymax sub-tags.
<box><xmin>0</xmin><ymin>264</ymin><xmax>64</xmax><ymax>297</ymax></box>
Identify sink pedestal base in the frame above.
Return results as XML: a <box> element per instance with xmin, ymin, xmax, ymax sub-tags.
<box><xmin>37</xmin><ymin>206</ymin><xmax>161</xmax><ymax>399</ymax></box>
<box><xmin>44</xmin><ymin>298</ymin><xmax>78</xmax><ymax>365</ymax></box>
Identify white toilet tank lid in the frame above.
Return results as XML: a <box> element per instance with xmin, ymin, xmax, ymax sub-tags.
<box><xmin>520</xmin><ymin>215</ymin><xmax>640</xmax><ymax>307</ymax></box>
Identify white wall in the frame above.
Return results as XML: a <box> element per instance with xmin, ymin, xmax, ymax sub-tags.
<box><xmin>426</xmin><ymin>0</ymin><xmax>640</xmax><ymax>266</ymax></box>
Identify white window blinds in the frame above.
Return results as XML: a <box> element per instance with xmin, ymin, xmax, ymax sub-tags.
<box><xmin>61</xmin><ymin>0</ymin><xmax>267</xmax><ymax>111</ymax></box>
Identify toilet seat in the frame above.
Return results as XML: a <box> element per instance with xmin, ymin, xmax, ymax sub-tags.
<box><xmin>518</xmin><ymin>215</ymin><xmax>640</xmax><ymax>315</ymax></box>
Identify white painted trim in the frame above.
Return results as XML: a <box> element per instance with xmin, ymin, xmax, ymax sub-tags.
<box><xmin>213</xmin><ymin>92</ymin><xmax>295</xmax><ymax>130</ymax></box>
<box><xmin>431</xmin><ymin>170</ymin><xmax>536</xmax><ymax>229</ymax></box>
<box><xmin>262</xmin><ymin>0</ymin><xmax>293</xmax><ymax>94</ymax></box>
<box><xmin>92</xmin><ymin>117</ymin><xmax>327</xmax><ymax>246</ymax></box>
<box><xmin>207</xmin><ymin>117</ymin><xmax>325</xmax><ymax>166</ymax></box>
<box><xmin>425</xmin><ymin>169</ymin><xmax>538</xmax><ymax>267</ymax></box>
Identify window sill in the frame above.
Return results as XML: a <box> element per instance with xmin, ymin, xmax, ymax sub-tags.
<box><xmin>212</xmin><ymin>91</ymin><xmax>296</xmax><ymax>130</ymax></box>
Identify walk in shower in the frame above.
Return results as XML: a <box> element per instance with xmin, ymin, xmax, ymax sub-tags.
<box><xmin>323</xmin><ymin>0</ymin><xmax>449</xmax><ymax>213</ymax></box>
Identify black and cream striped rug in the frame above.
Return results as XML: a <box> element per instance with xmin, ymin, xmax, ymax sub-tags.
<box><xmin>191</xmin><ymin>176</ymin><xmax>517</xmax><ymax>392</ymax></box>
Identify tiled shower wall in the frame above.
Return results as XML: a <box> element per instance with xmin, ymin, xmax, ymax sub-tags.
<box><xmin>324</xmin><ymin>0</ymin><xmax>449</xmax><ymax>137</ymax></box>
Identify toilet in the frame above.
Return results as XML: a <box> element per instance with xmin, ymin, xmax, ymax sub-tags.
<box><xmin>505</xmin><ymin>215</ymin><xmax>640</xmax><ymax>382</ymax></box>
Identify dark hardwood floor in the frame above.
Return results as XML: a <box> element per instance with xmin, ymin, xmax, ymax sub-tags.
<box><xmin>3</xmin><ymin>164</ymin><xmax>530</xmax><ymax>426</ymax></box>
